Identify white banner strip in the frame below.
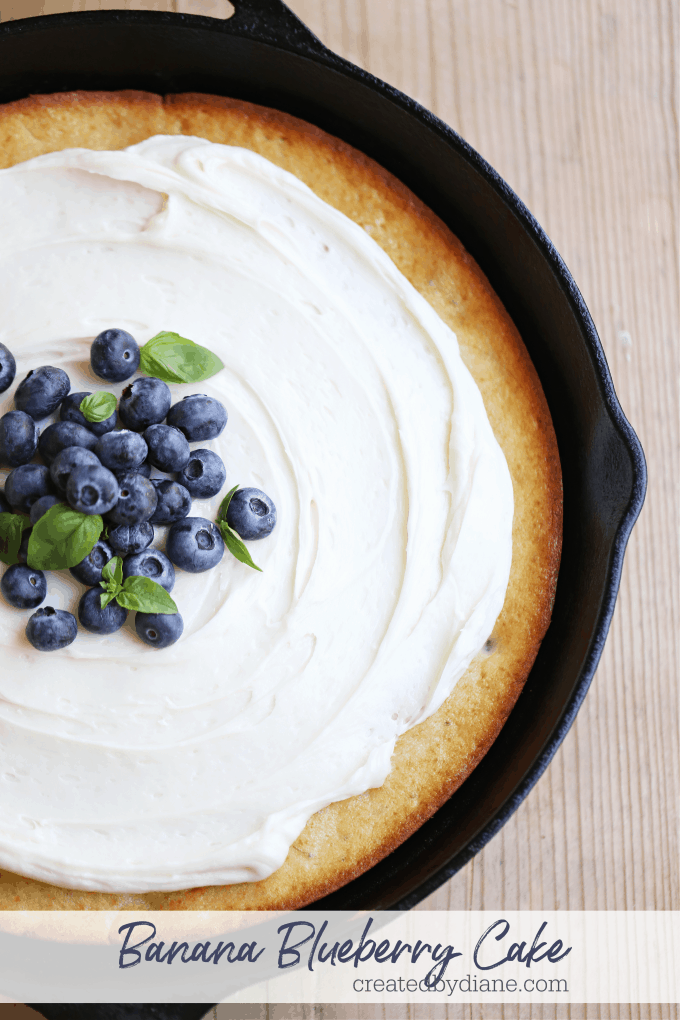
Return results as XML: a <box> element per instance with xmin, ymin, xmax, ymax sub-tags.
<box><xmin>0</xmin><ymin>911</ymin><xmax>676</xmax><ymax>1003</ymax></box>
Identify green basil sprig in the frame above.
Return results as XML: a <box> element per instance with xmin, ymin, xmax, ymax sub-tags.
<box><xmin>216</xmin><ymin>485</ymin><xmax>262</xmax><ymax>572</ymax></box>
<box><xmin>0</xmin><ymin>512</ymin><xmax>32</xmax><ymax>566</ymax></box>
<box><xmin>99</xmin><ymin>554</ymin><xmax>124</xmax><ymax>607</ymax></box>
<box><xmin>99</xmin><ymin>556</ymin><xmax>178</xmax><ymax>614</ymax></box>
<box><xmin>79</xmin><ymin>391</ymin><xmax>117</xmax><ymax>423</ymax></box>
<box><xmin>139</xmin><ymin>331</ymin><xmax>224</xmax><ymax>384</ymax></box>
<box><xmin>27</xmin><ymin>504</ymin><xmax>103</xmax><ymax>570</ymax></box>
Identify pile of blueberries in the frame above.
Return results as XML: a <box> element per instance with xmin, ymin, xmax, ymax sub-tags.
<box><xmin>0</xmin><ymin>329</ymin><xmax>276</xmax><ymax>652</ymax></box>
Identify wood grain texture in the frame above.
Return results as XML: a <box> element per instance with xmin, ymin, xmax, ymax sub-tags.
<box><xmin>0</xmin><ymin>0</ymin><xmax>676</xmax><ymax>1016</ymax></box>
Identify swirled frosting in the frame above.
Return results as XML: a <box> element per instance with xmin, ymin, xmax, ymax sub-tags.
<box><xmin>0</xmin><ymin>137</ymin><xmax>513</xmax><ymax>892</ymax></box>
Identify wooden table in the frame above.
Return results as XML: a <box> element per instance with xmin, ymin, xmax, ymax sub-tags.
<box><xmin>0</xmin><ymin>1</ymin><xmax>676</xmax><ymax>1017</ymax></box>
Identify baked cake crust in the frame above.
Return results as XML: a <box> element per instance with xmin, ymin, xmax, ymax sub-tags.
<box><xmin>0</xmin><ymin>91</ymin><xmax>561</xmax><ymax>911</ymax></box>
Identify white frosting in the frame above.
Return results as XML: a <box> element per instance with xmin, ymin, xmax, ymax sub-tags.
<box><xmin>0</xmin><ymin>137</ymin><xmax>513</xmax><ymax>892</ymax></box>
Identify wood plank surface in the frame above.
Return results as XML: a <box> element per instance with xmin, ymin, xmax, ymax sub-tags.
<box><xmin>0</xmin><ymin>0</ymin><xmax>676</xmax><ymax>1017</ymax></box>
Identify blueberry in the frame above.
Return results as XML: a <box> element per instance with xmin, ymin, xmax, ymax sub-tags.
<box><xmin>66</xmin><ymin>464</ymin><xmax>119</xmax><ymax>516</ymax></box>
<box><xmin>15</xmin><ymin>366</ymin><xmax>70</xmax><ymax>421</ymax></box>
<box><xmin>176</xmin><ymin>449</ymin><xmax>226</xmax><ymax>499</ymax></box>
<box><xmin>113</xmin><ymin>460</ymin><xmax>151</xmax><ymax>483</ymax></box>
<box><xmin>226</xmin><ymin>487</ymin><xmax>277</xmax><ymax>540</ymax></box>
<box><xmin>0</xmin><ymin>342</ymin><xmax>16</xmax><ymax>394</ymax></box>
<box><xmin>166</xmin><ymin>394</ymin><xmax>227</xmax><ymax>442</ymax></box>
<box><xmin>95</xmin><ymin>430</ymin><xmax>148</xmax><ymax>474</ymax></box>
<box><xmin>29</xmin><ymin>494</ymin><xmax>61</xmax><ymax>525</ymax></box>
<box><xmin>108</xmin><ymin>521</ymin><xmax>154</xmax><ymax>558</ymax></box>
<box><xmin>69</xmin><ymin>538</ymin><xmax>114</xmax><ymax>585</ymax></box>
<box><xmin>132</xmin><ymin>460</ymin><xmax>152</xmax><ymax>479</ymax></box>
<box><xmin>0</xmin><ymin>411</ymin><xmax>39</xmax><ymax>467</ymax></box>
<box><xmin>0</xmin><ymin>490</ymin><xmax>10</xmax><ymax>514</ymax></box>
<box><xmin>5</xmin><ymin>464</ymin><xmax>54</xmax><ymax>513</ymax></box>
<box><xmin>166</xmin><ymin>517</ymin><xmax>224</xmax><ymax>573</ymax></box>
<box><xmin>38</xmin><ymin>421</ymin><xmax>99</xmax><ymax>465</ymax></box>
<box><xmin>149</xmin><ymin>479</ymin><xmax>192</xmax><ymax>525</ymax></box>
<box><xmin>119</xmin><ymin>377</ymin><xmax>171</xmax><ymax>432</ymax></box>
<box><xmin>144</xmin><ymin>424</ymin><xmax>190</xmax><ymax>473</ymax></box>
<box><xmin>60</xmin><ymin>391</ymin><xmax>118</xmax><ymax>437</ymax></box>
<box><xmin>107</xmin><ymin>472</ymin><xmax>157</xmax><ymax>525</ymax></box>
<box><xmin>135</xmin><ymin>611</ymin><xmax>184</xmax><ymax>649</ymax></box>
<box><xmin>1</xmin><ymin>563</ymin><xmax>46</xmax><ymax>609</ymax></box>
<box><xmin>78</xmin><ymin>586</ymin><xmax>128</xmax><ymax>635</ymax></box>
<box><xmin>123</xmin><ymin>548</ymin><xmax>175</xmax><ymax>592</ymax></box>
<box><xmin>50</xmin><ymin>446</ymin><xmax>101</xmax><ymax>495</ymax></box>
<box><xmin>90</xmin><ymin>328</ymin><xmax>140</xmax><ymax>383</ymax></box>
<box><xmin>26</xmin><ymin>606</ymin><xmax>77</xmax><ymax>651</ymax></box>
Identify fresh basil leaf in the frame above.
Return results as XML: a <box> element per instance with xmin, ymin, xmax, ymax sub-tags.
<box><xmin>0</xmin><ymin>512</ymin><xmax>31</xmax><ymax>566</ymax></box>
<box><xmin>216</xmin><ymin>484</ymin><xmax>239</xmax><ymax>524</ymax></box>
<box><xmin>79</xmin><ymin>391</ymin><xmax>117</xmax><ymax>423</ymax></box>
<box><xmin>27</xmin><ymin>504</ymin><xmax>103</xmax><ymax>570</ymax></box>
<box><xmin>219</xmin><ymin>520</ymin><xmax>262</xmax><ymax>573</ymax></box>
<box><xmin>100</xmin><ymin>581</ymin><xmax>121</xmax><ymax>605</ymax></box>
<box><xmin>139</xmin><ymin>331</ymin><xmax>224</xmax><ymax>384</ymax></box>
<box><xmin>117</xmin><ymin>575</ymin><xmax>178</xmax><ymax>614</ymax></box>
<box><xmin>102</xmin><ymin>555</ymin><xmax>123</xmax><ymax>587</ymax></box>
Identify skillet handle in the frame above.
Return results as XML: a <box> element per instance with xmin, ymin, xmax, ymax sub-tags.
<box><xmin>223</xmin><ymin>0</ymin><xmax>330</xmax><ymax>59</ymax></box>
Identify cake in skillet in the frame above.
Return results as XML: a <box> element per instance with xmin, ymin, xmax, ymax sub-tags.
<box><xmin>0</xmin><ymin>92</ymin><xmax>561</xmax><ymax>910</ymax></box>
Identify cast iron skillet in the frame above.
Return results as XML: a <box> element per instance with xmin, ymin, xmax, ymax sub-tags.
<box><xmin>0</xmin><ymin>0</ymin><xmax>645</xmax><ymax>918</ymax></box>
